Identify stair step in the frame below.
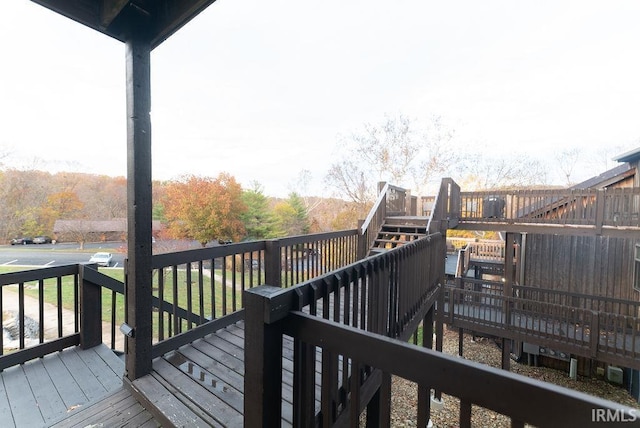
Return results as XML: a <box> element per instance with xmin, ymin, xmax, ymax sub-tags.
<box><xmin>384</xmin><ymin>216</ymin><xmax>428</xmax><ymax>226</ymax></box>
<box><xmin>379</xmin><ymin>231</ymin><xmax>426</xmax><ymax>238</ymax></box>
<box><xmin>381</xmin><ymin>225</ymin><xmax>427</xmax><ymax>233</ymax></box>
<box><xmin>374</xmin><ymin>239</ymin><xmax>408</xmax><ymax>245</ymax></box>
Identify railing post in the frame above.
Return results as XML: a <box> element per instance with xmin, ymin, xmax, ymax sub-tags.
<box><xmin>595</xmin><ymin>189</ymin><xmax>605</xmax><ymax>234</ymax></box>
<box><xmin>502</xmin><ymin>232</ymin><xmax>517</xmax><ymax>370</ymax></box>
<box><xmin>264</xmin><ymin>239</ymin><xmax>282</xmax><ymax>287</ymax></box>
<box><xmin>244</xmin><ymin>285</ymin><xmax>285</xmax><ymax>427</ymax></box>
<box><xmin>357</xmin><ymin>219</ymin><xmax>368</xmax><ymax>260</ymax></box>
<box><xmin>79</xmin><ymin>264</ymin><xmax>102</xmax><ymax>349</ymax></box>
<box><xmin>590</xmin><ymin>311</ymin><xmax>600</xmax><ymax>358</ymax></box>
<box><xmin>417</xmin><ymin>306</ymin><xmax>434</xmax><ymax>427</ymax></box>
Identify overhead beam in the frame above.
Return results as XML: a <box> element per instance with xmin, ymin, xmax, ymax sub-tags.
<box><xmin>31</xmin><ymin>0</ymin><xmax>219</xmax><ymax>49</ymax></box>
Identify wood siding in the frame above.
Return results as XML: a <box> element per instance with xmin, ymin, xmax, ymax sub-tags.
<box><xmin>523</xmin><ymin>234</ymin><xmax>639</xmax><ymax>302</ymax></box>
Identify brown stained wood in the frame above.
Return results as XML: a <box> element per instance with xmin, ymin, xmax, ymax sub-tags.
<box><xmin>125</xmin><ymin>18</ymin><xmax>154</xmax><ymax>381</ymax></box>
<box><xmin>523</xmin><ymin>234</ymin><xmax>637</xmax><ymax>304</ymax></box>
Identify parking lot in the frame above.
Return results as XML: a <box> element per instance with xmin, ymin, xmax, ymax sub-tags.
<box><xmin>0</xmin><ymin>242</ymin><xmax>125</xmax><ymax>268</ymax></box>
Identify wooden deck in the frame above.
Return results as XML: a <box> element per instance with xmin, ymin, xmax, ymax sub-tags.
<box><xmin>129</xmin><ymin>320</ymin><xmax>317</xmax><ymax>427</ymax></box>
<box><xmin>445</xmin><ymin>300</ymin><xmax>640</xmax><ymax>370</ymax></box>
<box><xmin>0</xmin><ymin>344</ymin><xmax>155</xmax><ymax>427</ymax></box>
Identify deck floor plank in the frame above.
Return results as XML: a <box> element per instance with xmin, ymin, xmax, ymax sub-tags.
<box><xmin>154</xmin><ymin>356</ymin><xmax>243</xmax><ymax>426</ymax></box>
<box><xmin>131</xmin><ymin>373</ymin><xmax>217</xmax><ymax>427</ymax></box>
<box><xmin>74</xmin><ymin>345</ymin><xmax>122</xmax><ymax>391</ymax></box>
<box><xmin>57</xmin><ymin>347</ymin><xmax>110</xmax><ymax>401</ymax></box>
<box><xmin>0</xmin><ymin>344</ymin><xmax>129</xmax><ymax>428</ymax></box>
<box><xmin>175</xmin><ymin>345</ymin><xmax>244</xmax><ymax>392</ymax></box>
<box><xmin>41</xmin><ymin>352</ymin><xmax>89</xmax><ymax>410</ymax></box>
<box><xmin>2</xmin><ymin>364</ymin><xmax>45</xmax><ymax>427</ymax></box>
<box><xmin>0</xmin><ymin>374</ymin><xmax>16</xmax><ymax>427</ymax></box>
<box><xmin>22</xmin><ymin>356</ymin><xmax>67</xmax><ymax>423</ymax></box>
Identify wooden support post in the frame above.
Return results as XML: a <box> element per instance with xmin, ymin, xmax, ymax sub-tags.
<box><xmin>293</xmin><ymin>289</ymin><xmax>315</xmax><ymax>427</ymax></box>
<box><xmin>366</xmin><ymin>372</ymin><xmax>391</xmax><ymax>427</ymax></box>
<box><xmin>124</xmin><ymin>16</ymin><xmax>154</xmax><ymax>381</ymax></box>
<box><xmin>79</xmin><ymin>265</ymin><xmax>102</xmax><ymax>349</ymax></box>
<box><xmin>595</xmin><ymin>189</ymin><xmax>605</xmax><ymax>235</ymax></box>
<box><xmin>502</xmin><ymin>338</ymin><xmax>511</xmax><ymax>371</ymax></box>
<box><xmin>434</xmin><ymin>284</ymin><xmax>445</xmax><ymax>401</ymax></box>
<box><xmin>459</xmin><ymin>328</ymin><xmax>464</xmax><ymax>357</ymax></box>
<box><xmin>417</xmin><ymin>308</ymin><xmax>434</xmax><ymax>427</ymax></box>
<box><xmin>244</xmin><ymin>286</ymin><xmax>284</xmax><ymax>427</ymax></box>
<box><xmin>264</xmin><ymin>239</ymin><xmax>282</xmax><ymax>287</ymax></box>
<box><xmin>357</xmin><ymin>219</ymin><xmax>367</xmax><ymax>260</ymax></box>
<box><xmin>501</xmin><ymin>233</ymin><xmax>516</xmax><ymax>372</ymax></box>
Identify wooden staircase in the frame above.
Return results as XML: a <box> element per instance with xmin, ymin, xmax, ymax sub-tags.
<box><xmin>369</xmin><ymin>216</ymin><xmax>429</xmax><ymax>255</ymax></box>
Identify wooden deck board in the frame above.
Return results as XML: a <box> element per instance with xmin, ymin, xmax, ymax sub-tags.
<box><xmin>136</xmin><ymin>320</ymin><xmax>326</xmax><ymax>426</ymax></box>
<box><xmin>51</xmin><ymin>387</ymin><xmax>158</xmax><ymax>428</ymax></box>
<box><xmin>154</xmin><ymin>356</ymin><xmax>243</xmax><ymax>426</ymax></box>
<box><xmin>130</xmin><ymin>373</ymin><xmax>216</xmax><ymax>427</ymax></box>
<box><xmin>3</xmin><ymin>364</ymin><xmax>46</xmax><ymax>427</ymax></box>
<box><xmin>57</xmin><ymin>347</ymin><xmax>111</xmax><ymax>401</ymax></box>
<box><xmin>41</xmin><ymin>352</ymin><xmax>89</xmax><ymax>410</ymax></box>
<box><xmin>22</xmin><ymin>357</ymin><xmax>67</xmax><ymax>424</ymax></box>
<box><xmin>0</xmin><ymin>344</ymin><xmax>128</xmax><ymax>428</ymax></box>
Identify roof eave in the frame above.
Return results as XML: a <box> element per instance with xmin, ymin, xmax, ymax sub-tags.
<box><xmin>30</xmin><ymin>0</ymin><xmax>218</xmax><ymax>49</ymax></box>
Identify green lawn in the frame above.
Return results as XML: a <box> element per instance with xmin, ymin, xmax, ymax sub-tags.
<box><xmin>0</xmin><ymin>266</ymin><xmax>249</xmax><ymax>344</ymax></box>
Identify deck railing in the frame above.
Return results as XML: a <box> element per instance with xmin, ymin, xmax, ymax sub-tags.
<box><xmin>245</xmin><ymin>234</ymin><xmax>637</xmax><ymax>427</ymax></box>
<box><xmin>244</xmin><ymin>233</ymin><xmax>445</xmax><ymax>426</ymax></box>
<box><xmin>0</xmin><ymin>264</ymin><xmax>115</xmax><ymax>371</ymax></box>
<box><xmin>145</xmin><ymin>230</ymin><xmax>359</xmax><ymax>357</ymax></box>
<box><xmin>458</xmin><ymin>187</ymin><xmax>640</xmax><ymax>229</ymax></box>
<box><xmin>0</xmin><ymin>230</ymin><xmax>361</xmax><ymax>366</ymax></box>
<box><xmin>444</xmin><ymin>285</ymin><xmax>640</xmax><ymax>370</ymax></box>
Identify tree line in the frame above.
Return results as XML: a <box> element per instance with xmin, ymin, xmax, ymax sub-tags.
<box><xmin>0</xmin><ymin>169</ymin><xmax>360</xmax><ymax>245</ymax></box>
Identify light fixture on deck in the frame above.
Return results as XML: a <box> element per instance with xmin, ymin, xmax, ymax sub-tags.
<box><xmin>120</xmin><ymin>323</ymin><xmax>135</xmax><ymax>338</ymax></box>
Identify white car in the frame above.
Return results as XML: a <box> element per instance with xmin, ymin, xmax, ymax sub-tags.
<box><xmin>89</xmin><ymin>252</ymin><xmax>113</xmax><ymax>267</ymax></box>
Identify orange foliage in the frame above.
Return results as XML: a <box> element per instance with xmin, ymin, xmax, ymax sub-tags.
<box><xmin>162</xmin><ymin>173</ymin><xmax>247</xmax><ymax>245</ymax></box>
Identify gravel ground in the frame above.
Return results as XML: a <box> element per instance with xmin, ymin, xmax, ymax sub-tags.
<box><xmin>387</xmin><ymin>327</ymin><xmax>640</xmax><ymax>427</ymax></box>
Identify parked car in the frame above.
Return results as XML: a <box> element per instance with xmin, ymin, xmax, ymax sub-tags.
<box><xmin>89</xmin><ymin>252</ymin><xmax>113</xmax><ymax>267</ymax></box>
<box><xmin>33</xmin><ymin>236</ymin><xmax>52</xmax><ymax>244</ymax></box>
<box><xmin>10</xmin><ymin>237</ymin><xmax>33</xmax><ymax>245</ymax></box>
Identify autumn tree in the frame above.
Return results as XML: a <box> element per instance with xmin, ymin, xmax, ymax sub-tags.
<box><xmin>39</xmin><ymin>191</ymin><xmax>84</xmax><ymax>233</ymax></box>
<box><xmin>162</xmin><ymin>173</ymin><xmax>247</xmax><ymax>246</ymax></box>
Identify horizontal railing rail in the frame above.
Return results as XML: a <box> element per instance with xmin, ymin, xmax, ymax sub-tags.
<box><xmin>0</xmin><ymin>230</ymin><xmax>362</xmax><ymax>367</ymax></box>
<box><xmin>458</xmin><ymin>187</ymin><xmax>640</xmax><ymax>230</ymax></box>
<box><xmin>147</xmin><ymin>230</ymin><xmax>359</xmax><ymax>354</ymax></box>
<box><xmin>443</xmin><ymin>286</ymin><xmax>640</xmax><ymax>369</ymax></box>
<box><xmin>283</xmin><ymin>311</ymin><xmax>636</xmax><ymax>428</ymax></box>
<box><xmin>515</xmin><ymin>285</ymin><xmax>640</xmax><ymax>318</ymax></box>
<box><xmin>244</xmin><ymin>233</ymin><xmax>445</xmax><ymax>426</ymax></box>
<box><xmin>0</xmin><ymin>264</ymin><xmax>107</xmax><ymax>370</ymax></box>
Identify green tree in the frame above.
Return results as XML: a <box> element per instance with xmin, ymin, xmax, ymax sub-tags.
<box><xmin>240</xmin><ymin>183</ymin><xmax>281</xmax><ymax>240</ymax></box>
<box><xmin>274</xmin><ymin>192</ymin><xmax>310</xmax><ymax>236</ymax></box>
<box><xmin>162</xmin><ymin>173</ymin><xmax>247</xmax><ymax>246</ymax></box>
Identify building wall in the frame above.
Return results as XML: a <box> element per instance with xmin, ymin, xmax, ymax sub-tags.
<box><xmin>523</xmin><ymin>233</ymin><xmax>639</xmax><ymax>303</ymax></box>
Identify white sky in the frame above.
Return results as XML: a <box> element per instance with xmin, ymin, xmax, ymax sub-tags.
<box><xmin>2</xmin><ymin>1</ymin><xmax>640</xmax><ymax>197</ymax></box>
